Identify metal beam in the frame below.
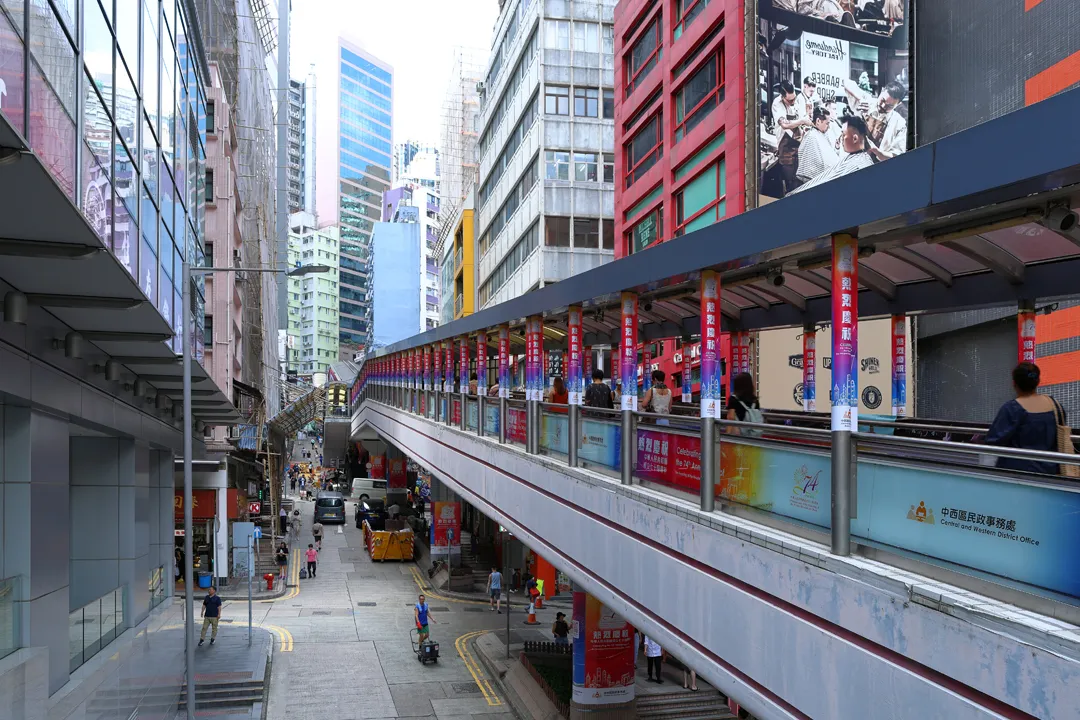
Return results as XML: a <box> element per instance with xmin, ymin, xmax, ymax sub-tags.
<box><xmin>135</xmin><ymin>374</ymin><xmax>210</xmax><ymax>382</ymax></box>
<box><xmin>787</xmin><ymin>269</ymin><xmax>833</xmax><ymax>294</ymax></box>
<box><xmin>856</xmin><ymin>265</ymin><xmax>897</xmax><ymax>300</ymax></box>
<box><xmin>112</xmin><ymin>356</ymin><xmax>183</xmax><ymax>365</ymax></box>
<box><xmin>942</xmin><ymin>236</ymin><xmax>1025</xmax><ymax>284</ymax></box>
<box><xmin>81</xmin><ymin>331</ymin><xmax>176</xmax><ymax>342</ymax></box>
<box><xmin>26</xmin><ymin>294</ymin><xmax>144</xmax><ymax>309</ymax></box>
<box><xmin>750</xmin><ymin>283</ymin><xmax>807</xmax><ymax>312</ymax></box>
<box><xmin>726</xmin><ymin>286</ymin><xmax>771</xmax><ymax>311</ymax></box>
<box><xmin>158</xmin><ymin>388</ymin><xmax>218</xmax><ymax>396</ymax></box>
<box><xmin>0</xmin><ymin>238</ymin><xmax>102</xmax><ymax>259</ymax></box>
<box><xmin>885</xmin><ymin>247</ymin><xmax>954</xmax><ymax>286</ymax></box>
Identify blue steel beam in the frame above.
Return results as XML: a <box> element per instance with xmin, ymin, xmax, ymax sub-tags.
<box><xmin>377</xmin><ymin>88</ymin><xmax>1080</xmax><ymax>356</ymax></box>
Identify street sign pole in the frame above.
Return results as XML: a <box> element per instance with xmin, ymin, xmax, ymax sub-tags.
<box><xmin>248</xmin><ymin>530</ymin><xmax>254</xmax><ymax>646</ymax></box>
<box><xmin>503</xmin><ymin>527</ymin><xmax>511</xmax><ymax>659</ymax></box>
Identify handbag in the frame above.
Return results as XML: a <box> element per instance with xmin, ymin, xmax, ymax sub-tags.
<box><xmin>1052</xmin><ymin>399</ymin><xmax>1079</xmax><ymax>478</ymax></box>
<box><xmin>299</xmin><ymin>568</ymin><xmax>308</xmax><ymax>579</ymax></box>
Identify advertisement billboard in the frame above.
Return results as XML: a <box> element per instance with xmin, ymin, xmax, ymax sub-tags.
<box><xmin>432</xmin><ymin>501</ymin><xmax>461</xmax><ymax>559</ymax></box>
<box><xmin>572</xmin><ymin>592</ymin><xmax>636</xmax><ymax>705</ymax></box>
<box><xmin>758</xmin><ymin>0</ymin><xmax>909</xmax><ymax>202</ymax></box>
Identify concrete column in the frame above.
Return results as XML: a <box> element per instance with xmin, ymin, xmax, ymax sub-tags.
<box><xmin>570</xmin><ymin>590</ymin><xmax>636</xmax><ymax>719</ymax></box>
<box><xmin>2</xmin><ymin>407</ymin><xmax>71</xmax><ymax>694</ymax></box>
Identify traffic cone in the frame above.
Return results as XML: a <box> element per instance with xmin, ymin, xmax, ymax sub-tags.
<box><xmin>524</xmin><ymin>603</ymin><xmax>540</xmax><ymax>625</ymax></box>
<box><xmin>535</xmin><ymin>595</ymin><xmax>544</xmax><ymax>610</ymax></box>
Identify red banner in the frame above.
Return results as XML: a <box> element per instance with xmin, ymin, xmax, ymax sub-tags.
<box><xmin>635</xmin><ymin>428</ymin><xmax>702</xmax><ymax>492</ymax></box>
<box><xmin>476</xmin><ymin>331</ymin><xmax>487</xmax><ymax>392</ymax></box>
<box><xmin>433</xmin><ymin>501</ymin><xmax>461</xmax><ymax>553</ymax></box>
<box><xmin>444</xmin><ymin>342</ymin><xmax>454</xmax><ymax>392</ymax></box>
<box><xmin>619</xmin><ymin>293</ymin><xmax>637</xmax><ymax>411</ymax></box>
<box><xmin>388</xmin><ymin>458</ymin><xmax>407</xmax><ymax>489</ymax></box>
<box><xmin>433</xmin><ymin>343</ymin><xmax>441</xmax><ymax>390</ymax></box>
<box><xmin>369</xmin><ymin>455</ymin><xmax>386</xmax><ymax>479</ymax></box>
<box><xmin>568</xmin><ymin>306</ymin><xmax>583</xmax><ymax>405</ymax></box>
<box><xmin>175</xmin><ymin>489</ymin><xmax>217</xmax><ymax>519</ymax></box>
<box><xmin>452</xmin><ymin>398</ymin><xmax>462</xmax><ymax>426</ymax></box>
<box><xmin>507</xmin><ymin>406</ymin><xmax>527</xmax><ymax>443</ymax></box>
<box><xmin>1018</xmin><ymin>310</ymin><xmax>1037</xmax><ymax>364</ymax></box>
<box><xmin>225</xmin><ymin>488</ymin><xmax>247</xmax><ymax>519</ymax></box>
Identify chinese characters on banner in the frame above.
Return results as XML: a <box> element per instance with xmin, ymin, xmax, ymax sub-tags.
<box><xmin>891</xmin><ymin>316</ymin><xmax>906</xmax><ymax>416</ymax></box>
<box><xmin>636</xmin><ymin>428</ymin><xmax>702</xmax><ymax>490</ymax></box>
<box><xmin>409</xmin><ymin>351</ymin><xmax>416</xmax><ymax>390</ymax></box>
<box><xmin>567</xmin><ymin>307</ymin><xmax>583</xmax><ymax>405</ymax></box>
<box><xmin>682</xmin><ymin>344</ymin><xmax>692</xmax><ymax>403</ymax></box>
<box><xmin>641</xmin><ymin>345</ymin><xmax>652</xmax><ymax>398</ymax></box>
<box><xmin>388</xmin><ymin>457</ymin><xmax>407</xmax><ymax>489</ymax></box>
<box><xmin>831</xmin><ymin>234</ymin><xmax>859</xmax><ymax>432</ymax></box>
<box><xmin>619</xmin><ymin>293</ymin><xmax>638</xmax><ymax>411</ymax></box>
<box><xmin>584</xmin><ymin>345</ymin><xmax>593</xmax><ymax>382</ymax></box>
<box><xmin>572</xmin><ymin>591</ymin><xmax>636</xmax><ymax>705</ymax></box>
<box><xmin>526</xmin><ymin>316</ymin><xmax>543</xmax><ymax>400</ymax></box>
<box><xmin>423</xmin><ymin>346</ymin><xmax>431</xmax><ymax>392</ymax></box>
<box><xmin>444</xmin><ymin>342</ymin><xmax>454</xmax><ymax>393</ymax></box>
<box><xmin>699</xmin><ymin>271</ymin><xmax>723</xmax><ymax>418</ymax></box>
<box><xmin>498</xmin><ymin>325</ymin><xmax>510</xmax><ymax>398</ymax></box>
<box><xmin>737</xmin><ymin>332</ymin><xmax>751</xmax><ymax>376</ymax></box>
<box><xmin>611</xmin><ymin>352</ymin><xmax>619</xmax><ymax>388</ymax></box>
<box><xmin>1018</xmin><ymin>310</ymin><xmax>1037</xmax><ymax>364</ymax></box>
<box><xmin>459</xmin><ymin>337</ymin><xmax>470</xmax><ymax>393</ymax></box>
<box><xmin>431</xmin><ymin>501</ymin><xmax>461</xmax><ymax>559</ymax></box>
<box><xmin>507</xmin><ymin>406</ymin><xmax>527</xmax><ymax>443</ymax></box>
<box><xmin>803</xmin><ymin>331</ymin><xmax>817</xmax><ymax>412</ymax></box>
<box><xmin>433</xmin><ymin>344</ymin><xmax>441</xmax><ymax>392</ymax></box>
<box><xmin>476</xmin><ymin>332</ymin><xmax>487</xmax><ymax>393</ymax></box>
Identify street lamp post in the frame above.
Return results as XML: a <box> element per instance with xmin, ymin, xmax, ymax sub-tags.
<box><xmin>181</xmin><ymin>262</ymin><xmax>330</xmax><ymax>720</ymax></box>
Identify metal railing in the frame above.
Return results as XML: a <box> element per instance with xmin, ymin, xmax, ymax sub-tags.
<box><xmin>356</xmin><ymin>378</ymin><xmax>1080</xmax><ymax>602</ymax></box>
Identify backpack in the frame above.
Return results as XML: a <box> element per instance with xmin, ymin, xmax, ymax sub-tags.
<box><xmin>734</xmin><ymin>398</ymin><xmax>764</xmax><ymax>437</ymax></box>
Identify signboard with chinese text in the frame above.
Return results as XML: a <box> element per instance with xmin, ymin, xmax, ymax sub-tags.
<box><xmin>891</xmin><ymin>316</ymin><xmax>906</xmax><ymax>416</ymax></box>
<box><xmin>459</xmin><ymin>338</ymin><xmax>470</xmax><ymax>393</ymax></box>
<box><xmin>831</xmin><ymin>234</ymin><xmax>859</xmax><ymax>431</ymax></box>
<box><xmin>476</xmin><ymin>332</ymin><xmax>487</xmax><ymax>392</ymax></box>
<box><xmin>803</xmin><ymin>331</ymin><xmax>817</xmax><ymax>412</ymax></box>
<box><xmin>444</xmin><ymin>342</ymin><xmax>454</xmax><ymax>392</ymax></box>
<box><xmin>431</xmin><ymin>501</ymin><xmax>461</xmax><ymax>559</ymax></box>
<box><xmin>619</xmin><ymin>294</ymin><xmax>638</xmax><ymax>411</ymax></box>
<box><xmin>682</xmin><ymin>343</ymin><xmax>692</xmax><ymax>403</ymax></box>
<box><xmin>572</xmin><ymin>591</ymin><xmax>636</xmax><ymax>705</ymax></box>
<box><xmin>526</xmin><ymin>316</ymin><xmax>543</xmax><ymax>401</ymax></box>
<box><xmin>568</xmin><ymin>307</ymin><xmax>583</xmax><ymax>405</ymax></box>
<box><xmin>498</xmin><ymin>325</ymin><xmax>510</xmax><ymax>398</ymax></box>
<box><xmin>699</xmin><ymin>272</ymin><xmax>723</xmax><ymax>417</ymax></box>
<box><xmin>1018</xmin><ymin>311</ymin><xmax>1037</xmax><ymax>364</ymax></box>
<box><xmin>175</xmin><ymin>489</ymin><xmax>216</xmax><ymax>519</ymax></box>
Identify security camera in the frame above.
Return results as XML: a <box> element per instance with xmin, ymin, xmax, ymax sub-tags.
<box><xmin>1045</xmin><ymin>206</ymin><xmax>1078</xmax><ymax>233</ymax></box>
<box><xmin>766</xmin><ymin>268</ymin><xmax>786</xmax><ymax>287</ymax></box>
<box><xmin>643</xmin><ymin>302</ymin><xmax>653</xmax><ymax>312</ymax></box>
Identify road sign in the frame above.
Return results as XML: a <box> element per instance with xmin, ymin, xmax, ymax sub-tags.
<box><xmin>249</xmin><ymin>500</ymin><xmax>262</xmax><ymax>515</ymax></box>
<box><xmin>253</xmin><ymin>526</ymin><xmax>263</xmax><ymax>540</ymax></box>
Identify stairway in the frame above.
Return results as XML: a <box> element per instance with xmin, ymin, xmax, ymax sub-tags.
<box><xmin>86</xmin><ymin>679</ymin><xmax>265</xmax><ymax>719</ymax></box>
<box><xmin>458</xmin><ymin>531</ymin><xmax>496</xmax><ymax>592</ymax></box>
<box><xmin>636</xmin><ymin>689</ymin><xmax>736</xmax><ymax>720</ymax></box>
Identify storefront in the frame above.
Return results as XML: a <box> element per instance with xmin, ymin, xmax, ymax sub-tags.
<box><xmin>174</xmin><ymin>487</ymin><xmax>250</xmax><ymax>587</ymax></box>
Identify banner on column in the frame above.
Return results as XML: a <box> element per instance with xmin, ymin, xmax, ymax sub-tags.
<box><xmin>584</xmin><ymin>346</ymin><xmax>593</xmax><ymax>382</ymax></box>
<box><xmin>699</xmin><ymin>271</ymin><xmax>723</xmax><ymax>418</ymax></box>
<box><xmin>477</xmin><ymin>331</ymin><xmax>487</xmax><ymax>393</ymax></box>
<box><xmin>571</xmin><ymin>592</ymin><xmax>636</xmax><ymax>705</ymax></box>
<box><xmin>459</xmin><ymin>337</ymin><xmax>470</xmax><ymax>393</ymax></box>
<box><xmin>498</xmin><ymin>326</ymin><xmax>510</xmax><ymax>398</ymax></box>
<box><xmin>682</xmin><ymin>342</ymin><xmax>692</xmax><ymax>403</ymax></box>
<box><xmin>423</xmin><ymin>347</ymin><xmax>431</xmax><ymax>391</ymax></box>
<box><xmin>568</xmin><ymin>307</ymin><xmax>583</xmax><ymax>405</ymax></box>
<box><xmin>444</xmin><ymin>343</ymin><xmax>453</xmax><ymax>393</ymax></box>
<box><xmin>431</xmin><ymin>501</ymin><xmax>461</xmax><ymax>559</ymax></box>
<box><xmin>642</xmin><ymin>345</ymin><xmax>652</xmax><ymax>398</ymax></box>
<box><xmin>831</xmin><ymin>234</ymin><xmax>859</xmax><ymax>432</ymax></box>
<box><xmin>526</xmin><ymin>316</ymin><xmax>543</xmax><ymax>401</ymax></box>
<box><xmin>433</xmin><ymin>345</ymin><xmax>441</xmax><ymax>393</ymax></box>
<box><xmin>388</xmin><ymin>457</ymin><xmax>407</xmax><ymax>489</ymax></box>
<box><xmin>1018</xmin><ymin>310</ymin><xmax>1037</xmax><ymax>364</ymax></box>
<box><xmin>803</xmin><ymin>331</ymin><xmax>817</xmax><ymax>412</ymax></box>
<box><xmin>369</xmin><ymin>455</ymin><xmax>386</xmax><ymax>479</ymax></box>
<box><xmin>620</xmin><ymin>293</ymin><xmax>638</xmax><ymax>411</ymax></box>
<box><xmin>891</xmin><ymin>316</ymin><xmax>906</xmax><ymax>416</ymax></box>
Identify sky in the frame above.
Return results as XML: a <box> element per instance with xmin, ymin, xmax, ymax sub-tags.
<box><xmin>290</xmin><ymin>0</ymin><xmax>500</xmax><ymax>144</ymax></box>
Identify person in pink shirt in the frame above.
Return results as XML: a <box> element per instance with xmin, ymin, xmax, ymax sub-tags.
<box><xmin>305</xmin><ymin>544</ymin><xmax>318</xmax><ymax>578</ymax></box>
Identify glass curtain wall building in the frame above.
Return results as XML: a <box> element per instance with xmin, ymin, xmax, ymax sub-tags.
<box><xmin>0</xmin><ymin>0</ymin><xmax>209</xmax><ymax>360</ymax></box>
<box><xmin>313</xmin><ymin>37</ymin><xmax>393</xmax><ymax>357</ymax></box>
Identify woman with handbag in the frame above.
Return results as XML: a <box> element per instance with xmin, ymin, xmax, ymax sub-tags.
<box><xmin>986</xmin><ymin>363</ymin><xmax>1075</xmax><ymax>477</ymax></box>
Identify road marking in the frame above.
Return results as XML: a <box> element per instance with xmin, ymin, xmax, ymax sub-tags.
<box><xmin>337</xmin><ymin>525</ymin><xmax>344</xmax><ymax>534</ymax></box>
<box><xmin>455</xmin><ymin>630</ymin><xmax>502</xmax><ymax>707</ymax></box>
<box><xmin>408</xmin><ymin>565</ymin><xmax>489</xmax><ymax>606</ymax></box>
<box><xmin>258</xmin><ymin>549</ymin><xmax>301</xmax><ymax>603</ymax></box>
<box><xmin>262</xmin><ymin>623</ymin><xmax>293</xmax><ymax>652</ymax></box>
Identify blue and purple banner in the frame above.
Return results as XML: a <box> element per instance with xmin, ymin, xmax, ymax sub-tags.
<box><xmin>526</xmin><ymin>316</ymin><xmax>543</xmax><ymax>401</ymax></box>
<box><xmin>444</xmin><ymin>342</ymin><xmax>454</xmax><ymax>393</ymax></box>
<box><xmin>432</xmin><ymin>344</ymin><xmax>441</xmax><ymax>392</ymax></box>
<box><xmin>699</xmin><ymin>271</ymin><xmax>722</xmax><ymax>418</ymax></box>
<box><xmin>803</xmin><ymin>331</ymin><xmax>817</xmax><ymax>412</ymax></box>
<box><xmin>568</xmin><ymin>307</ymin><xmax>583</xmax><ymax>405</ymax></box>
<box><xmin>641</xmin><ymin>344</ymin><xmax>652</xmax><ymax>398</ymax></box>
<box><xmin>476</xmin><ymin>331</ymin><xmax>487</xmax><ymax>395</ymax></box>
<box><xmin>619</xmin><ymin>293</ymin><xmax>638</xmax><ymax>411</ymax></box>
<box><xmin>498</xmin><ymin>325</ymin><xmax>510</xmax><ymax>398</ymax></box>
<box><xmin>681</xmin><ymin>344</ymin><xmax>692</xmax><ymax>403</ymax></box>
<box><xmin>423</xmin><ymin>346</ymin><xmax>431</xmax><ymax>392</ymax></box>
<box><xmin>459</xmin><ymin>337</ymin><xmax>470</xmax><ymax>393</ymax></box>
<box><xmin>831</xmin><ymin>234</ymin><xmax>858</xmax><ymax>432</ymax></box>
<box><xmin>891</xmin><ymin>316</ymin><xmax>906</xmax><ymax>416</ymax></box>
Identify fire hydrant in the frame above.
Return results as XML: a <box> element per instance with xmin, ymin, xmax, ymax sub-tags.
<box><xmin>263</xmin><ymin>573</ymin><xmax>275</xmax><ymax>591</ymax></box>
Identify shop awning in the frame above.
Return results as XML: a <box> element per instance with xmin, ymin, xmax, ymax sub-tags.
<box><xmin>268</xmin><ymin>386</ymin><xmax>327</xmax><ymax>437</ymax></box>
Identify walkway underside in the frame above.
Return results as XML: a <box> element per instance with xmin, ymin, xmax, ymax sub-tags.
<box><xmin>356</xmin><ymin>401</ymin><xmax>1080</xmax><ymax>720</ymax></box>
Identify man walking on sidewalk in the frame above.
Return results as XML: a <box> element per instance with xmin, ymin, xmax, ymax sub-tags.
<box><xmin>487</xmin><ymin>566</ymin><xmax>503</xmax><ymax>614</ymax></box>
<box><xmin>305</xmin><ymin>544</ymin><xmax>318</xmax><ymax>578</ymax></box>
<box><xmin>198</xmin><ymin>586</ymin><xmax>222</xmax><ymax>646</ymax></box>
<box><xmin>312</xmin><ymin>521</ymin><xmax>324</xmax><ymax>551</ymax></box>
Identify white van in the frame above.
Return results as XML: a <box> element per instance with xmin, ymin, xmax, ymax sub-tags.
<box><xmin>351</xmin><ymin>477</ymin><xmax>386</xmax><ymax>499</ymax></box>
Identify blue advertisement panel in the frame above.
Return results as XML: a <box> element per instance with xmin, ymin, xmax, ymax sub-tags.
<box><xmin>484</xmin><ymin>404</ymin><xmax>500</xmax><ymax>435</ymax></box>
<box><xmin>540</xmin><ymin>415</ymin><xmax>621</xmax><ymax>469</ymax></box>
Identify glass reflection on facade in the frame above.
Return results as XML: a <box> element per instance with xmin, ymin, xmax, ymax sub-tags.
<box><xmin>0</xmin><ymin>0</ymin><xmax>207</xmax><ymax>357</ymax></box>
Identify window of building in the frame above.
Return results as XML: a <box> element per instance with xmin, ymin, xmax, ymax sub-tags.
<box><xmin>675</xmin><ymin>160</ymin><xmax>726</xmax><ymax>236</ymax></box>
<box><xmin>574</xmin><ymin>218</ymin><xmax>600</xmax><ymax>248</ymax></box>
<box><xmin>625</xmin><ymin>115</ymin><xmax>662</xmax><ymax>188</ymax></box>
<box><xmin>573</xmin><ymin>22</ymin><xmax>600</xmax><ymax>53</ymax></box>
<box><xmin>603</xmin><ymin>219</ymin><xmax>615</xmax><ymax>249</ymax></box>
<box><xmin>674</xmin><ymin>0</ymin><xmax>710</xmax><ymax>39</ymax></box>
<box><xmin>574</xmin><ymin>87</ymin><xmax>599</xmax><ymax>117</ymax></box>
<box><xmin>625</xmin><ymin>18</ymin><xmax>661</xmax><ymax>97</ymax></box>
<box><xmin>603</xmin><ymin>24</ymin><xmax>614</xmax><ymax>55</ymax></box>
<box><xmin>603</xmin><ymin>153</ymin><xmax>615</xmax><ymax>183</ymax></box>
<box><xmin>203</xmin><ymin>241</ymin><xmax>214</xmax><ymax>264</ymax></box>
<box><xmin>602</xmin><ymin>89</ymin><xmax>615</xmax><ymax>119</ymax></box>
<box><xmin>545</xmin><ymin>85</ymin><xmax>570</xmax><ymax>115</ymax></box>
<box><xmin>545</xmin><ymin>216</ymin><xmax>571</xmax><ymax>247</ymax></box>
<box><xmin>545</xmin><ymin>19</ymin><xmax>569</xmax><ymax>49</ymax></box>
<box><xmin>204</xmin><ymin>314</ymin><xmax>213</xmax><ymax>340</ymax></box>
<box><xmin>545</xmin><ymin>150</ymin><xmax>571</xmax><ymax>181</ymax></box>
<box><xmin>574</xmin><ymin>152</ymin><xmax>598</xmax><ymax>182</ymax></box>
<box><xmin>206</xmin><ymin>100</ymin><xmax>215</xmax><ymax>134</ymax></box>
<box><xmin>674</xmin><ymin>53</ymin><xmax>723</xmax><ymax>142</ymax></box>
<box><xmin>629</xmin><ymin>207</ymin><xmax>663</xmax><ymax>253</ymax></box>
<box><xmin>205</xmin><ymin>170</ymin><xmax>214</xmax><ymax>202</ymax></box>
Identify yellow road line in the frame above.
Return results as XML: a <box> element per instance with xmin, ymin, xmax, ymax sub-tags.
<box><xmin>262</xmin><ymin>623</ymin><xmax>294</xmax><ymax>652</ymax></box>
<box><xmin>258</xmin><ymin>549</ymin><xmax>302</xmax><ymax>603</ymax></box>
<box><xmin>408</xmin><ymin>565</ymin><xmax>488</xmax><ymax>606</ymax></box>
<box><xmin>455</xmin><ymin>630</ymin><xmax>502</xmax><ymax>706</ymax></box>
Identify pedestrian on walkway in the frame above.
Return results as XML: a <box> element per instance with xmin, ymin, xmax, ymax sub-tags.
<box><xmin>644</xmin><ymin>635</ymin><xmax>663</xmax><ymax>683</ymax></box>
<box><xmin>305</xmin><ymin>544</ymin><xmax>318</xmax><ymax>578</ymax></box>
<box><xmin>683</xmin><ymin>663</ymin><xmax>698</xmax><ymax>691</ymax></box>
<box><xmin>414</xmin><ymin>594</ymin><xmax>435</xmax><ymax>643</ymax></box>
<box><xmin>487</xmin><ymin>566</ymin><xmax>503</xmax><ymax>613</ymax></box>
<box><xmin>198</xmin><ymin>586</ymin><xmax>222</xmax><ymax>646</ymax></box>
<box><xmin>275</xmin><ymin>542</ymin><xmax>288</xmax><ymax>582</ymax></box>
<box><xmin>552</xmin><ymin>612</ymin><xmax>570</xmax><ymax>646</ymax></box>
<box><xmin>312</xmin><ymin>521</ymin><xmax>324</xmax><ymax>551</ymax></box>
<box><xmin>642</xmin><ymin>369</ymin><xmax>673</xmax><ymax>425</ymax></box>
<box><xmin>279</xmin><ymin>506</ymin><xmax>288</xmax><ymax>534</ymax></box>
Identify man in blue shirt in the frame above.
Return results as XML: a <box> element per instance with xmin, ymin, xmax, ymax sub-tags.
<box><xmin>486</xmin><ymin>566</ymin><xmax>503</xmax><ymax>614</ymax></box>
<box><xmin>198</xmin><ymin>586</ymin><xmax>222</xmax><ymax>646</ymax></box>
<box><xmin>414</xmin><ymin>594</ymin><xmax>435</xmax><ymax>643</ymax></box>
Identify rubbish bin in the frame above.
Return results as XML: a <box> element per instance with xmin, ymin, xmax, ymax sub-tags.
<box><xmin>197</xmin><ymin>572</ymin><xmax>212</xmax><ymax>589</ymax></box>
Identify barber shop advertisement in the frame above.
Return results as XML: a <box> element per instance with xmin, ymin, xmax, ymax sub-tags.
<box><xmin>572</xmin><ymin>591</ymin><xmax>636</xmax><ymax>705</ymax></box>
<box><xmin>757</xmin><ymin>0</ymin><xmax>909</xmax><ymax>203</ymax></box>
<box><xmin>633</xmin><ymin>428</ymin><xmax>1080</xmax><ymax>598</ymax></box>
<box><xmin>431</xmin><ymin>501</ymin><xmax>461</xmax><ymax>559</ymax></box>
